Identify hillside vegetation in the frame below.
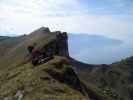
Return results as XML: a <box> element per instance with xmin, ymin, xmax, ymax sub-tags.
<box><xmin>73</xmin><ymin>55</ymin><xmax>133</xmax><ymax>100</ymax></box>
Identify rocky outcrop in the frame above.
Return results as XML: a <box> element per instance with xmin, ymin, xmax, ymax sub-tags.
<box><xmin>30</xmin><ymin>27</ymin><xmax>50</xmax><ymax>35</ymax></box>
<box><xmin>40</xmin><ymin>30</ymin><xmax>69</xmax><ymax>58</ymax></box>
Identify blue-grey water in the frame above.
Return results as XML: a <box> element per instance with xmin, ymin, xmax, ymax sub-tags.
<box><xmin>68</xmin><ymin>33</ymin><xmax>133</xmax><ymax>64</ymax></box>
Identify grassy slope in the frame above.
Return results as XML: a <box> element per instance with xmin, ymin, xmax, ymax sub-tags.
<box><xmin>74</xmin><ymin>56</ymin><xmax>133</xmax><ymax>100</ymax></box>
<box><xmin>0</xmin><ymin>36</ymin><xmax>26</xmax><ymax>60</ymax></box>
<box><xmin>0</xmin><ymin>56</ymin><xmax>86</xmax><ymax>100</ymax></box>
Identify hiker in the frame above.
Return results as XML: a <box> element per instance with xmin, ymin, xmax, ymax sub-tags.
<box><xmin>27</xmin><ymin>44</ymin><xmax>42</xmax><ymax>66</ymax></box>
<box><xmin>27</xmin><ymin>43</ymin><xmax>54</xmax><ymax>66</ymax></box>
<box><xmin>32</xmin><ymin>47</ymin><xmax>41</xmax><ymax>59</ymax></box>
<box><xmin>31</xmin><ymin>47</ymin><xmax>42</xmax><ymax>66</ymax></box>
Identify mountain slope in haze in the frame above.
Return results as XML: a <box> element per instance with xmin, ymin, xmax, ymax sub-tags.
<box><xmin>0</xmin><ymin>27</ymin><xmax>113</xmax><ymax>100</ymax></box>
<box><xmin>0</xmin><ymin>35</ymin><xmax>26</xmax><ymax>57</ymax></box>
<box><xmin>0</xmin><ymin>36</ymin><xmax>9</xmax><ymax>41</ymax></box>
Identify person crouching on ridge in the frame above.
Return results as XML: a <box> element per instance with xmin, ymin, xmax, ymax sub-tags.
<box><xmin>27</xmin><ymin>43</ymin><xmax>42</xmax><ymax>66</ymax></box>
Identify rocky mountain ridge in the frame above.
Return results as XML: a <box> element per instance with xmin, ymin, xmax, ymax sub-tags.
<box><xmin>0</xmin><ymin>27</ymin><xmax>113</xmax><ymax>100</ymax></box>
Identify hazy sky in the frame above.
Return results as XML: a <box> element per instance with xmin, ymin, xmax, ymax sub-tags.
<box><xmin>0</xmin><ymin>0</ymin><xmax>133</xmax><ymax>40</ymax></box>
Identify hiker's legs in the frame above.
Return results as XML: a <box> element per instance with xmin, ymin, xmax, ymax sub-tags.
<box><xmin>32</xmin><ymin>57</ymin><xmax>39</xmax><ymax>66</ymax></box>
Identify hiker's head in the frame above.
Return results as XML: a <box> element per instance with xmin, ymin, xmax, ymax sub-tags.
<box><xmin>27</xmin><ymin>43</ymin><xmax>37</xmax><ymax>53</ymax></box>
<box><xmin>27</xmin><ymin>45</ymin><xmax>34</xmax><ymax>53</ymax></box>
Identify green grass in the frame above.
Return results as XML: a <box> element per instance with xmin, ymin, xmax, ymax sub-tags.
<box><xmin>0</xmin><ymin>56</ymin><xmax>86</xmax><ymax>100</ymax></box>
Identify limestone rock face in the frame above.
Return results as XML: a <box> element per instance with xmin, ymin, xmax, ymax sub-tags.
<box><xmin>54</xmin><ymin>31</ymin><xmax>69</xmax><ymax>57</ymax></box>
